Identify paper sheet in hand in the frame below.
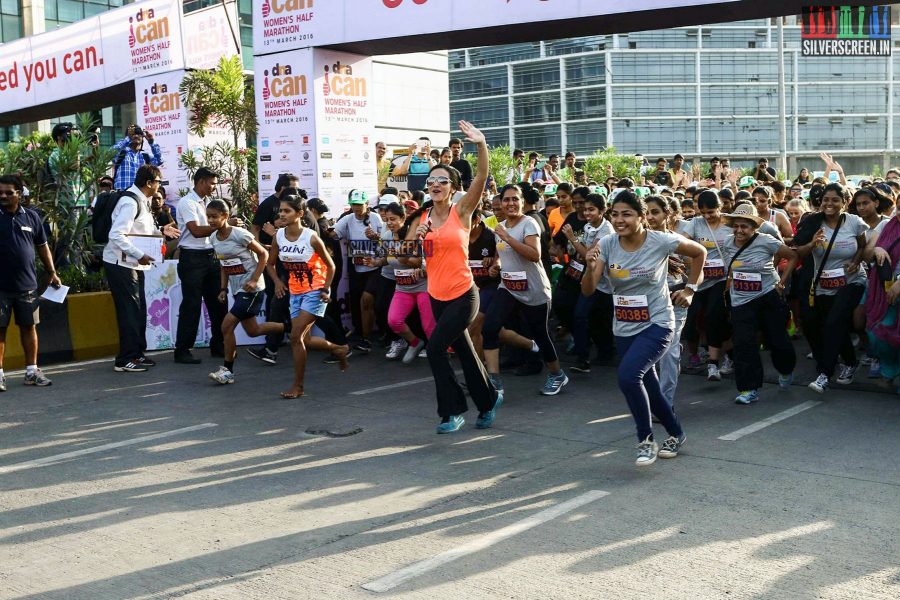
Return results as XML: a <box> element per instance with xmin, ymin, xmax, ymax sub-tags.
<box><xmin>127</xmin><ymin>235</ymin><xmax>165</xmax><ymax>264</ymax></box>
<box><xmin>41</xmin><ymin>285</ymin><xmax>70</xmax><ymax>303</ymax></box>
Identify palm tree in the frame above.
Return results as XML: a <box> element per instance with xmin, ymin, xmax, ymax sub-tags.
<box><xmin>179</xmin><ymin>55</ymin><xmax>257</xmax><ymax>215</ymax></box>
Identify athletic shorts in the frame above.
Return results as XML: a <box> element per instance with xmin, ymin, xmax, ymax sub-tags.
<box><xmin>478</xmin><ymin>284</ymin><xmax>498</xmax><ymax>314</ymax></box>
<box><xmin>290</xmin><ymin>290</ymin><xmax>327</xmax><ymax>319</ymax></box>
<box><xmin>0</xmin><ymin>290</ymin><xmax>40</xmax><ymax>328</ymax></box>
<box><xmin>230</xmin><ymin>291</ymin><xmax>265</xmax><ymax>321</ymax></box>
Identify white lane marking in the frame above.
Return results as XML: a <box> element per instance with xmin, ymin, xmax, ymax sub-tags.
<box><xmin>718</xmin><ymin>400</ymin><xmax>822</xmax><ymax>441</ymax></box>
<box><xmin>350</xmin><ymin>371</ymin><xmax>461</xmax><ymax>396</ymax></box>
<box><xmin>362</xmin><ymin>489</ymin><xmax>609</xmax><ymax>593</ymax></box>
<box><xmin>141</xmin><ymin>392</ymin><xmax>166</xmax><ymax>398</ymax></box>
<box><xmin>4</xmin><ymin>352</ymin><xmax>170</xmax><ymax>377</ymax></box>
<box><xmin>103</xmin><ymin>381</ymin><xmax>166</xmax><ymax>393</ymax></box>
<box><xmin>587</xmin><ymin>413</ymin><xmax>630</xmax><ymax>425</ymax></box>
<box><xmin>0</xmin><ymin>423</ymin><xmax>217</xmax><ymax>474</ymax></box>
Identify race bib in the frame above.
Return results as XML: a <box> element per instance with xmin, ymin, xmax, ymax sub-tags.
<box><xmin>220</xmin><ymin>257</ymin><xmax>247</xmax><ymax>276</ymax></box>
<box><xmin>468</xmin><ymin>260</ymin><xmax>489</xmax><ymax>278</ymax></box>
<box><xmin>282</xmin><ymin>258</ymin><xmax>311</xmax><ymax>276</ymax></box>
<box><xmin>565</xmin><ymin>260</ymin><xmax>585</xmax><ymax>280</ymax></box>
<box><xmin>394</xmin><ymin>268</ymin><xmax>418</xmax><ymax>286</ymax></box>
<box><xmin>732</xmin><ymin>271</ymin><xmax>762</xmax><ymax>293</ymax></box>
<box><xmin>703</xmin><ymin>258</ymin><xmax>726</xmax><ymax>279</ymax></box>
<box><xmin>501</xmin><ymin>271</ymin><xmax>529</xmax><ymax>292</ymax></box>
<box><xmin>614</xmin><ymin>295</ymin><xmax>650</xmax><ymax>323</ymax></box>
<box><xmin>820</xmin><ymin>268</ymin><xmax>846</xmax><ymax>290</ymax></box>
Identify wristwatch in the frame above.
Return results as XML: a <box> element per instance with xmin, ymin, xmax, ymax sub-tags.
<box><xmin>685</xmin><ymin>283</ymin><xmax>698</xmax><ymax>292</ymax></box>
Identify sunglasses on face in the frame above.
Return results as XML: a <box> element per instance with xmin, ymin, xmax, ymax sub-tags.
<box><xmin>426</xmin><ymin>176</ymin><xmax>451</xmax><ymax>186</ymax></box>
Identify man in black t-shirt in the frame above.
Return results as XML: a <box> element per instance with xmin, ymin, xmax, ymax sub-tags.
<box><xmin>252</xmin><ymin>173</ymin><xmax>299</xmax><ymax>247</ymax></box>
<box><xmin>449</xmin><ymin>137</ymin><xmax>473</xmax><ymax>190</ymax></box>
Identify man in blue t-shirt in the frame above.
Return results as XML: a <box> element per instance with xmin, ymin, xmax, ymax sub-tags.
<box><xmin>392</xmin><ymin>137</ymin><xmax>435</xmax><ymax>192</ymax></box>
<box><xmin>0</xmin><ymin>175</ymin><xmax>62</xmax><ymax>390</ymax></box>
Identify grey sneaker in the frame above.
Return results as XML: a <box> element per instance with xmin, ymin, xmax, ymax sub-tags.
<box><xmin>719</xmin><ymin>355</ymin><xmax>734</xmax><ymax>375</ymax></box>
<box><xmin>402</xmin><ymin>340</ymin><xmax>426</xmax><ymax>364</ymax></box>
<box><xmin>0</xmin><ymin>375</ymin><xmax>6</xmax><ymax>392</ymax></box>
<box><xmin>23</xmin><ymin>369</ymin><xmax>51</xmax><ymax>387</ymax></box>
<box><xmin>636</xmin><ymin>436</ymin><xmax>658</xmax><ymax>467</ymax></box>
<box><xmin>835</xmin><ymin>363</ymin><xmax>858</xmax><ymax>385</ymax></box>
<box><xmin>208</xmin><ymin>366</ymin><xmax>235</xmax><ymax>385</ymax></box>
<box><xmin>658</xmin><ymin>434</ymin><xmax>686</xmax><ymax>459</ymax></box>
<box><xmin>540</xmin><ymin>371</ymin><xmax>569</xmax><ymax>396</ymax></box>
<box><xmin>808</xmin><ymin>373</ymin><xmax>829</xmax><ymax>394</ymax></box>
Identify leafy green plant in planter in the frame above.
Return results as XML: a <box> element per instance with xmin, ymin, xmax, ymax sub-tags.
<box><xmin>581</xmin><ymin>147</ymin><xmax>642</xmax><ymax>183</ymax></box>
<box><xmin>464</xmin><ymin>145</ymin><xmax>525</xmax><ymax>187</ymax></box>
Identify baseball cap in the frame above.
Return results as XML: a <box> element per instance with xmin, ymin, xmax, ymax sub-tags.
<box><xmin>378</xmin><ymin>193</ymin><xmax>399</xmax><ymax>207</ymax></box>
<box><xmin>590</xmin><ymin>185</ymin><xmax>608</xmax><ymax>197</ymax></box>
<box><xmin>348</xmin><ymin>189</ymin><xmax>369</xmax><ymax>205</ymax></box>
<box><xmin>543</xmin><ymin>184</ymin><xmax>558</xmax><ymax>196</ymax></box>
<box><xmin>307</xmin><ymin>197</ymin><xmax>329</xmax><ymax>213</ymax></box>
<box><xmin>739</xmin><ymin>176</ymin><xmax>756</xmax><ymax>189</ymax></box>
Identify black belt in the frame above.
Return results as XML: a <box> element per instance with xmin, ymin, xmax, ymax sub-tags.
<box><xmin>180</xmin><ymin>247</ymin><xmax>215</xmax><ymax>254</ymax></box>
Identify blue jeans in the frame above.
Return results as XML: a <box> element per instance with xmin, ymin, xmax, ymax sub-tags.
<box><xmin>656</xmin><ymin>306</ymin><xmax>687</xmax><ymax>407</ymax></box>
<box><xmin>615</xmin><ymin>324</ymin><xmax>683</xmax><ymax>442</ymax></box>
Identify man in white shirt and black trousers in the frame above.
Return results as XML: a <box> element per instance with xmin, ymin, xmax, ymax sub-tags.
<box><xmin>174</xmin><ymin>167</ymin><xmax>241</xmax><ymax>364</ymax></box>
<box><xmin>104</xmin><ymin>165</ymin><xmax>180</xmax><ymax>372</ymax></box>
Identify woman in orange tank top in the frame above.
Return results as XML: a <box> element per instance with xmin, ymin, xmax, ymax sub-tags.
<box><xmin>405</xmin><ymin>121</ymin><xmax>502</xmax><ymax>434</ymax></box>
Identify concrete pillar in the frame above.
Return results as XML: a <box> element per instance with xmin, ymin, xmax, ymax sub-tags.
<box><xmin>20</xmin><ymin>1</ymin><xmax>48</xmax><ymax>134</ymax></box>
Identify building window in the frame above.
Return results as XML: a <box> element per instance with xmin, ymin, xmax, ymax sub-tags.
<box><xmin>800</xmin><ymin>84</ymin><xmax>887</xmax><ymax>114</ymax></box>
<box><xmin>1</xmin><ymin>0</ymin><xmax>23</xmax><ymax>42</ymax></box>
<box><xmin>612</xmin><ymin>119</ymin><xmax>697</xmax><ymax>154</ymax></box>
<box><xmin>514</xmin><ymin>93</ymin><xmax>561</xmax><ymax>125</ymax></box>
<box><xmin>513</xmin><ymin>61</ymin><xmax>560</xmax><ymax>93</ymax></box>
<box><xmin>450</xmin><ymin>97</ymin><xmax>509</xmax><ymax>129</ymax></box>
<box><xmin>612</xmin><ymin>87</ymin><xmax>693</xmax><ymax>117</ymax></box>
<box><xmin>702</xmin><ymin>118</ymin><xmax>781</xmax><ymax>153</ymax></box>
<box><xmin>702</xmin><ymin>85</ymin><xmax>793</xmax><ymax>116</ymax></box>
<box><xmin>611</xmin><ymin>53</ymin><xmax>694</xmax><ymax>83</ymax></box>
<box><xmin>566</xmin><ymin>88</ymin><xmax>606</xmax><ymax>120</ymax></box>
<box><xmin>567</xmin><ymin>121</ymin><xmax>607</xmax><ymax>155</ymax></box>
<box><xmin>514</xmin><ymin>125</ymin><xmax>562</xmax><ymax>155</ymax></box>
<box><xmin>565</xmin><ymin>54</ymin><xmax>606</xmax><ymax>88</ymax></box>
<box><xmin>450</xmin><ymin>67</ymin><xmax>508</xmax><ymax>100</ymax></box>
<box><xmin>800</xmin><ymin>116</ymin><xmax>886</xmax><ymax>150</ymax></box>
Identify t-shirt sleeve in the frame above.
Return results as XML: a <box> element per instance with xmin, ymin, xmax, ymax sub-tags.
<box><xmin>31</xmin><ymin>211</ymin><xmax>48</xmax><ymax>245</ymax></box>
<box><xmin>677</xmin><ymin>219</ymin><xmax>693</xmax><ymax>238</ymax></box>
<box><xmin>332</xmin><ymin>215</ymin><xmax>348</xmax><ymax>239</ymax></box>
<box><xmin>236</xmin><ymin>227</ymin><xmax>255</xmax><ymax>247</ymax></box>
<box><xmin>762</xmin><ymin>233</ymin><xmax>782</xmax><ymax>255</ymax></box>
<box><xmin>851</xmin><ymin>215</ymin><xmax>868</xmax><ymax>237</ymax></box>
<box><xmin>177</xmin><ymin>197</ymin><xmax>200</xmax><ymax>228</ymax></box>
<box><xmin>663</xmin><ymin>231</ymin><xmax>682</xmax><ymax>255</ymax></box>
<box><xmin>598</xmin><ymin>234</ymin><xmax>612</xmax><ymax>265</ymax></box>
<box><xmin>524</xmin><ymin>216</ymin><xmax>541</xmax><ymax>239</ymax></box>
<box><xmin>252</xmin><ymin>199</ymin><xmax>270</xmax><ymax>226</ymax></box>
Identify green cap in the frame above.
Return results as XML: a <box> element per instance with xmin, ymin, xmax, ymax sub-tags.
<box><xmin>543</xmin><ymin>184</ymin><xmax>558</xmax><ymax>196</ymax></box>
<box><xmin>590</xmin><ymin>185</ymin><xmax>608</xmax><ymax>196</ymax></box>
<box><xmin>634</xmin><ymin>186</ymin><xmax>650</xmax><ymax>198</ymax></box>
<box><xmin>739</xmin><ymin>175</ymin><xmax>756</xmax><ymax>189</ymax></box>
<box><xmin>349</xmin><ymin>190</ymin><xmax>369</xmax><ymax>205</ymax></box>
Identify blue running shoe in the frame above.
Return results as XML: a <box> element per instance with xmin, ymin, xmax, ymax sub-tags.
<box><xmin>734</xmin><ymin>390</ymin><xmax>758</xmax><ymax>405</ymax></box>
<box><xmin>476</xmin><ymin>391</ymin><xmax>504</xmax><ymax>429</ymax></box>
<box><xmin>436</xmin><ymin>415</ymin><xmax>464</xmax><ymax>434</ymax></box>
<box><xmin>541</xmin><ymin>371</ymin><xmax>569</xmax><ymax>395</ymax></box>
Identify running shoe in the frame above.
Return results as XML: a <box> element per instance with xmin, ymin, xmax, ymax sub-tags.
<box><xmin>778</xmin><ymin>372</ymin><xmax>794</xmax><ymax>389</ymax></box>
<box><xmin>476</xmin><ymin>390</ymin><xmax>504</xmax><ymax>429</ymax></box>
<box><xmin>707</xmin><ymin>363</ymin><xmax>722</xmax><ymax>382</ymax></box>
<box><xmin>323</xmin><ymin>349</ymin><xmax>353</xmax><ymax>364</ymax></box>
<box><xmin>419</xmin><ymin>349</ymin><xmax>428</xmax><ymax>358</ymax></box>
<box><xmin>859</xmin><ymin>354</ymin><xmax>873</xmax><ymax>366</ymax></box>
<box><xmin>385</xmin><ymin>339</ymin><xmax>407</xmax><ymax>360</ymax></box>
<box><xmin>114</xmin><ymin>361</ymin><xmax>148</xmax><ymax>373</ymax></box>
<box><xmin>688</xmin><ymin>353</ymin><xmax>702</xmax><ymax>370</ymax></box>
<box><xmin>734</xmin><ymin>390</ymin><xmax>758</xmax><ymax>405</ymax></box>
<box><xmin>835</xmin><ymin>363</ymin><xmax>858</xmax><ymax>385</ymax></box>
<box><xmin>488</xmin><ymin>373</ymin><xmax>504</xmax><ymax>393</ymax></box>
<box><xmin>868</xmin><ymin>358</ymin><xmax>881</xmax><ymax>379</ymax></box>
<box><xmin>0</xmin><ymin>375</ymin><xmax>6</xmax><ymax>392</ymax></box>
<box><xmin>354</xmin><ymin>340</ymin><xmax>373</xmax><ymax>354</ymax></box>
<box><xmin>635</xmin><ymin>436</ymin><xmax>658</xmax><ymax>467</ymax></box>
<box><xmin>808</xmin><ymin>373</ymin><xmax>829</xmax><ymax>394</ymax></box>
<box><xmin>436</xmin><ymin>415</ymin><xmax>464</xmax><ymax>434</ymax></box>
<box><xmin>137</xmin><ymin>356</ymin><xmax>156</xmax><ymax>367</ymax></box>
<box><xmin>806</xmin><ymin>351</ymin><xmax>814</xmax><ymax>360</ymax></box>
<box><xmin>209</xmin><ymin>366</ymin><xmax>235</xmax><ymax>385</ymax></box>
<box><xmin>541</xmin><ymin>371</ymin><xmax>569</xmax><ymax>395</ymax></box>
<box><xmin>719</xmin><ymin>355</ymin><xmax>735</xmax><ymax>375</ymax></box>
<box><xmin>570</xmin><ymin>361</ymin><xmax>591</xmax><ymax>374</ymax></box>
<box><xmin>23</xmin><ymin>369</ymin><xmax>51</xmax><ymax>386</ymax></box>
<box><xmin>658</xmin><ymin>434</ymin><xmax>686</xmax><ymax>458</ymax></box>
<box><xmin>247</xmin><ymin>346</ymin><xmax>277</xmax><ymax>365</ymax></box>
<box><xmin>402</xmin><ymin>340</ymin><xmax>426</xmax><ymax>364</ymax></box>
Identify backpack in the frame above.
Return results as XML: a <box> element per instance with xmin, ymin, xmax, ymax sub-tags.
<box><xmin>92</xmin><ymin>190</ymin><xmax>140</xmax><ymax>244</ymax></box>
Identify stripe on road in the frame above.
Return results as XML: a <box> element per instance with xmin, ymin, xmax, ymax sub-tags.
<box><xmin>718</xmin><ymin>400</ymin><xmax>822</xmax><ymax>441</ymax></box>
<box><xmin>362</xmin><ymin>489</ymin><xmax>610</xmax><ymax>593</ymax></box>
<box><xmin>350</xmin><ymin>371</ymin><xmax>460</xmax><ymax>395</ymax></box>
<box><xmin>0</xmin><ymin>423</ymin><xmax>218</xmax><ymax>474</ymax></box>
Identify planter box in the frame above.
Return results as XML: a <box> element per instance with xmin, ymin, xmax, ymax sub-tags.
<box><xmin>2</xmin><ymin>291</ymin><xmax>119</xmax><ymax>370</ymax></box>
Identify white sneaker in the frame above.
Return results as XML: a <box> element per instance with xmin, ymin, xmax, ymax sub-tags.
<box><xmin>707</xmin><ymin>363</ymin><xmax>722</xmax><ymax>382</ymax></box>
<box><xmin>635</xmin><ymin>436</ymin><xmax>658</xmax><ymax>467</ymax></box>
<box><xmin>808</xmin><ymin>373</ymin><xmax>829</xmax><ymax>394</ymax></box>
<box><xmin>719</xmin><ymin>355</ymin><xmax>734</xmax><ymax>375</ymax></box>
<box><xmin>208</xmin><ymin>366</ymin><xmax>234</xmax><ymax>385</ymax></box>
<box><xmin>835</xmin><ymin>363</ymin><xmax>858</xmax><ymax>385</ymax></box>
<box><xmin>402</xmin><ymin>340</ymin><xmax>426</xmax><ymax>364</ymax></box>
<box><xmin>385</xmin><ymin>339</ymin><xmax>408</xmax><ymax>360</ymax></box>
<box><xmin>419</xmin><ymin>349</ymin><xmax>428</xmax><ymax>358</ymax></box>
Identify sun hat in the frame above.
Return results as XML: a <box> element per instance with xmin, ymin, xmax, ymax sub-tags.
<box><xmin>723</xmin><ymin>203</ymin><xmax>764</xmax><ymax>227</ymax></box>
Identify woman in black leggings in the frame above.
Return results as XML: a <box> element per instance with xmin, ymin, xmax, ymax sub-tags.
<box><xmin>483</xmin><ymin>184</ymin><xmax>568</xmax><ymax>396</ymax></box>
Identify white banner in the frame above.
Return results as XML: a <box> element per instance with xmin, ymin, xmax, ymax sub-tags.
<box><xmin>0</xmin><ymin>0</ymin><xmax>184</xmax><ymax>114</ymax></box>
<box><xmin>253</xmin><ymin>0</ymin><xmax>741</xmax><ymax>56</ymax></box>
<box><xmin>313</xmin><ymin>50</ymin><xmax>376</xmax><ymax>213</ymax></box>
<box><xmin>254</xmin><ymin>48</ymin><xmax>317</xmax><ymax>200</ymax></box>
<box><xmin>183</xmin><ymin>1</ymin><xmax>241</xmax><ymax>70</ymax></box>
<box><xmin>135</xmin><ymin>70</ymin><xmax>191</xmax><ymax>201</ymax></box>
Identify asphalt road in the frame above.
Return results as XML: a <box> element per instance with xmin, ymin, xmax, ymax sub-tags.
<box><xmin>0</xmin><ymin>344</ymin><xmax>898</xmax><ymax>599</ymax></box>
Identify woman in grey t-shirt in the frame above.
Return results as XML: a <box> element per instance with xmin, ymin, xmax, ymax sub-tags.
<box><xmin>720</xmin><ymin>204</ymin><xmax>799</xmax><ymax>405</ymax></box>
<box><xmin>482</xmin><ymin>184</ymin><xmax>567</xmax><ymax>396</ymax></box>
<box><xmin>582</xmin><ymin>191</ymin><xmax>707</xmax><ymax>467</ymax></box>
<box><xmin>794</xmin><ymin>183</ymin><xmax>868</xmax><ymax>393</ymax></box>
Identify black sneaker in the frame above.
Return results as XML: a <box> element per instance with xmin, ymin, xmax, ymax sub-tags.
<box><xmin>137</xmin><ymin>356</ymin><xmax>156</xmax><ymax>367</ymax></box>
<box><xmin>570</xmin><ymin>361</ymin><xmax>591</xmax><ymax>373</ymax></box>
<box><xmin>115</xmin><ymin>361</ymin><xmax>148</xmax><ymax>373</ymax></box>
<box><xmin>354</xmin><ymin>340</ymin><xmax>373</xmax><ymax>353</ymax></box>
<box><xmin>323</xmin><ymin>349</ymin><xmax>353</xmax><ymax>364</ymax></box>
<box><xmin>246</xmin><ymin>346</ymin><xmax>277</xmax><ymax>365</ymax></box>
<box><xmin>174</xmin><ymin>352</ymin><xmax>202</xmax><ymax>364</ymax></box>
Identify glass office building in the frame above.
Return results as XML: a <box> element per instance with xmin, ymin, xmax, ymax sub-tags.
<box><xmin>449</xmin><ymin>14</ymin><xmax>900</xmax><ymax>175</ymax></box>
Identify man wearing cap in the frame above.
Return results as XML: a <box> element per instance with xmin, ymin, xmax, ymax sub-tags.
<box><xmin>330</xmin><ymin>190</ymin><xmax>383</xmax><ymax>353</ymax></box>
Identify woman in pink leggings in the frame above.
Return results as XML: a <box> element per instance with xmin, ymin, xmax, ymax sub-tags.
<box><xmin>387</xmin><ymin>202</ymin><xmax>436</xmax><ymax>363</ymax></box>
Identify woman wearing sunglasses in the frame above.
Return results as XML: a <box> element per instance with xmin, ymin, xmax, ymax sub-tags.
<box><xmin>406</xmin><ymin>120</ymin><xmax>502</xmax><ymax>434</ymax></box>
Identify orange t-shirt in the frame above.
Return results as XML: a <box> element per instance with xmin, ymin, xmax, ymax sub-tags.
<box><xmin>547</xmin><ymin>207</ymin><xmax>569</xmax><ymax>236</ymax></box>
<box><xmin>276</xmin><ymin>227</ymin><xmax>327</xmax><ymax>295</ymax></box>
<box><xmin>424</xmin><ymin>207</ymin><xmax>474</xmax><ymax>301</ymax></box>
